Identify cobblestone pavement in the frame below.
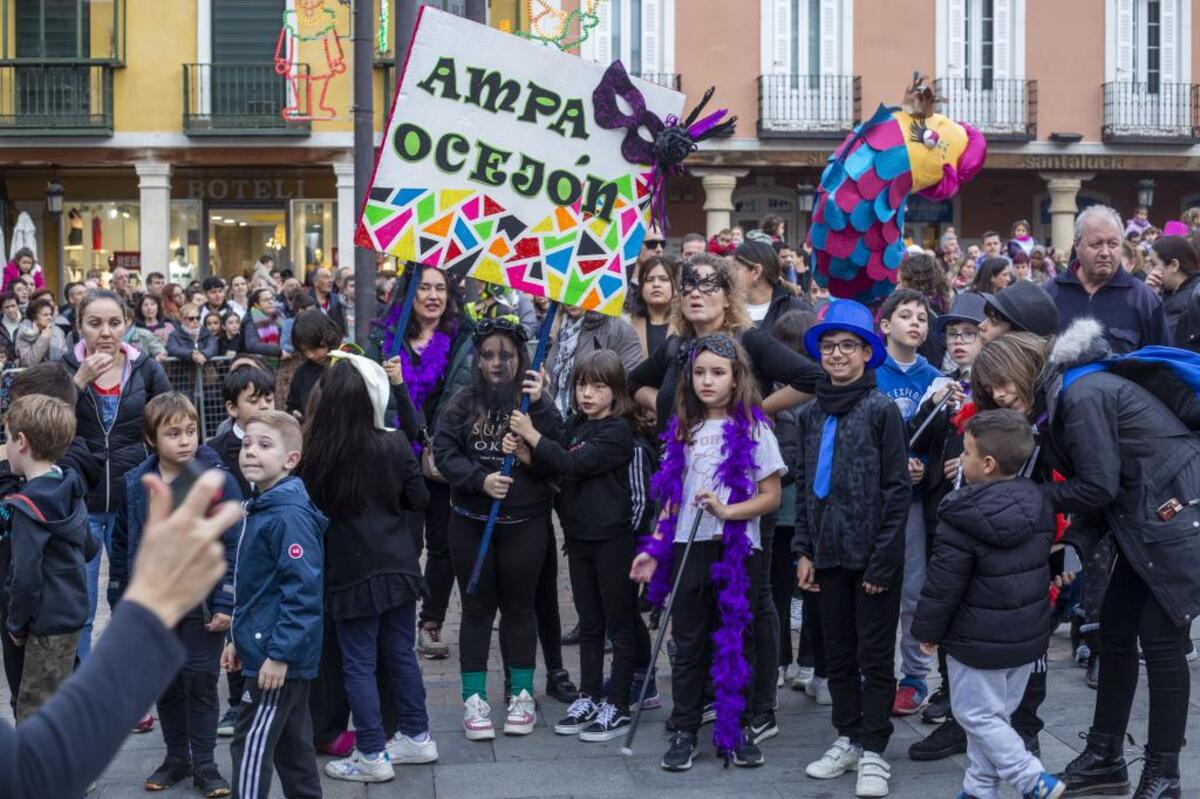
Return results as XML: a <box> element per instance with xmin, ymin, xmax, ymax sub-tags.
<box><xmin>4</xmin><ymin>549</ymin><xmax>1199</xmax><ymax>798</ymax></box>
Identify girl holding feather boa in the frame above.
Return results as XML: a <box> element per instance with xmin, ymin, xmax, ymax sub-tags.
<box><xmin>630</xmin><ymin>334</ymin><xmax>785</xmax><ymax>770</ymax></box>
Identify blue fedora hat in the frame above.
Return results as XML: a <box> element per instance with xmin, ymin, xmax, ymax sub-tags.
<box><xmin>804</xmin><ymin>299</ymin><xmax>887</xmax><ymax>369</ymax></box>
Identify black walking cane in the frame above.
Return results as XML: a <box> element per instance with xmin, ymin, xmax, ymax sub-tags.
<box><xmin>621</xmin><ymin>508</ymin><xmax>706</xmax><ymax>757</ymax></box>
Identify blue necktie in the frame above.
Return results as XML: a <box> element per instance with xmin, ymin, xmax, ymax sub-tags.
<box><xmin>813</xmin><ymin>415</ymin><xmax>838</xmax><ymax>499</ymax></box>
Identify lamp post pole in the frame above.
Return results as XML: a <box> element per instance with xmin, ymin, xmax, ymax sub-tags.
<box><xmin>352</xmin><ymin>0</ymin><xmax>375</xmax><ymax>346</ymax></box>
<box><xmin>46</xmin><ymin>179</ymin><xmax>65</xmax><ymax>296</ymax></box>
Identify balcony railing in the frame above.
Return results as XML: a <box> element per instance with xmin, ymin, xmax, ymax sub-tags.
<box><xmin>935</xmin><ymin>77</ymin><xmax>1036</xmax><ymax>141</ymax></box>
<box><xmin>636</xmin><ymin>72</ymin><xmax>681</xmax><ymax>90</ymax></box>
<box><xmin>183</xmin><ymin>63</ymin><xmax>311</xmax><ymax>136</ymax></box>
<box><xmin>0</xmin><ymin>62</ymin><xmax>113</xmax><ymax>135</ymax></box>
<box><xmin>757</xmin><ymin>74</ymin><xmax>860</xmax><ymax>138</ymax></box>
<box><xmin>1103</xmin><ymin>81</ymin><xmax>1197</xmax><ymax>142</ymax></box>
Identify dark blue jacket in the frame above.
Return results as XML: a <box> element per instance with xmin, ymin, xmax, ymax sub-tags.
<box><xmin>4</xmin><ymin>468</ymin><xmax>92</xmax><ymax>637</ymax></box>
<box><xmin>231</xmin><ymin>476</ymin><xmax>326</xmax><ymax>680</ymax></box>
<box><xmin>1043</xmin><ymin>264</ymin><xmax>1171</xmax><ymax>354</ymax></box>
<box><xmin>108</xmin><ymin>446</ymin><xmax>241</xmax><ymax>615</ymax></box>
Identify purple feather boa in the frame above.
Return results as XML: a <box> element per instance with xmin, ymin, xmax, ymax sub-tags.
<box><xmin>401</xmin><ymin>329</ymin><xmax>452</xmax><ymax>412</ymax></box>
<box><xmin>638</xmin><ymin>406</ymin><xmax>765</xmax><ymax>756</ymax></box>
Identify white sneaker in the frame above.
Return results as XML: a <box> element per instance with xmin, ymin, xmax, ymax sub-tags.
<box><xmin>386</xmin><ymin>731</ymin><xmax>438</xmax><ymax>764</ymax></box>
<box><xmin>805</xmin><ymin>675</ymin><xmax>833</xmax><ymax>705</ymax></box>
<box><xmin>787</xmin><ymin>663</ymin><xmax>813</xmax><ymax>689</ymax></box>
<box><xmin>855</xmin><ymin>751</ymin><xmax>891</xmax><ymax>797</ymax></box>
<box><xmin>806</xmin><ymin>736</ymin><xmax>861</xmax><ymax>779</ymax></box>
<box><xmin>463</xmin><ymin>694</ymin><xmax>495</xmax><ymax>741</ymax></box>
<box><xmin>324</xmin><ymin>751</ymin><xmax>395</xmax><ymax>783</ymax></box>
<box><xmin>504</xmin><ymin>689</ymin><xmax>537</xmax><ymax>735</ymax></box>
<box><xmin>778</xmin><ymin>666</ymin><xmax>786</xmax><ymax>688</ymax></box>
<box><xmin>790</xmin><ymin>596</ymin><xmax>804</xmax><ymax>630</ymax></box>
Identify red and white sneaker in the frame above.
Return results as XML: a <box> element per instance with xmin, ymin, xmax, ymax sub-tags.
<box><xmin>503</xmin><ymin>690</ymin><xmax>536</xmax><ymax>735</ymax></box>
<box><xmin>132</xmin><ymin>713</ymin><xmax>155</xmax><ymax>733</ymax></box>
<box><xmin>463</xmin><ymin>694</ymin><xmax>495</xmax><ymax>741</ymax></box>
<box><xmin>891</xmin><ymin>681</ymin><xmax>929</xmax><ymax>716</ymax></box>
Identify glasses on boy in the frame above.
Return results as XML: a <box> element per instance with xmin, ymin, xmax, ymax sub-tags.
<box><xmin>818</xmin><ymin>340</ymin><xmax>864</xmax><ymax>355</ymax></box>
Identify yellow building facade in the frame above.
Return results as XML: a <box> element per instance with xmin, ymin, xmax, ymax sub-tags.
<box><xmin>0</xmin><ymin>0</ymin><xmax>517</xmax><ymax>293</ymax></box>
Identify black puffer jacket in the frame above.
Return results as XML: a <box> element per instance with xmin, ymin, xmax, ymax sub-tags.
<box><xmin>1043</xmin><ymin>317</ymin><xmax>1200</xmax><ymax>628</ymax></box>
<box><xmin>61</xmin><ymin>345</ymin><xmax>172</xmax><ymax>513</ymax></box>
<box><xmin>911</xmin><ymin>478</ymin><xmax>1055</xmax><ymax>669</ymax></box>
<box><xmin>1161</xmin><ymin>273</ymin><xmax>1200</xmax><ymax>354</ymax></box>
<box><xmin>791</xmin><ymin>375</ymin><xmax>910</xmax><ymax>588</ymax></box>
<box><xmin>757</xmin><ymin>283</ymin><xmax>814</xmax><ymax>333</ymax></box>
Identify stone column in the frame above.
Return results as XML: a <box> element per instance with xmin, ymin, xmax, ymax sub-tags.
<box><xmin>1040</xmin><ymin>172</ymin><xmax>1095</xmax><ymax>255</ymax></box>
<box><xmin>692</xmin><ymin>168</ymin><xmax>749</xmax><ymax>237</ymax></box>
<box><xmin>136</xmin><ymin>162</ymin><xmax>172</xmax><ymax>272</ymax></box>
<box><xmin>333</xmin><ymin>160</ymin><xmax>356</xmax><ymax>269</ymax></box>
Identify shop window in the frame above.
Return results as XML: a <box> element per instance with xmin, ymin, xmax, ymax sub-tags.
<box><xmin>169</xmin><ymin>201</ymin><xmax>202</xmax><ymax>285</ymax></box>
<box><xmin>61</xmin><ymin>201</ymin><xmax>139</xmax><ymax>284</ymax></box>
<box><xmin>291</xmin><ymin>200</ymin><xmax>337</xmax><ymax>283</ymax></box>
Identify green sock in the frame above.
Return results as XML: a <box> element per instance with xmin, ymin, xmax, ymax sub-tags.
<box><xmin>509</xmin><ymin>667</ymin><xmax>535</xmax><ymax>697</ymax></box>
<box><xmin>461</xmin><ymin>671</ymin><xmax>488</xmax><ymax>702</ymax></box>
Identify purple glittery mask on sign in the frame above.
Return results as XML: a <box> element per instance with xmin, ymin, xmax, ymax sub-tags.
<box><xmin>591</xmin><ymin>61</ymin><xmax>737</xmax><ymax>232</ymax></box>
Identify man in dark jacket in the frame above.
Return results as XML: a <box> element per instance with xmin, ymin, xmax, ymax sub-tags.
<box><xmin>1159</xmin><ymin>262</ymin><xmax>1200</xmax><ymax>353</ymax></box>
<box><xmin>1041</xmin><ymin>317</ymin><xmax>1200</xmax><ymax>799</ymax></box>
<box><xmin>1043</xmin><ymin>205</ymin><xmax>1170</xmax><ymax>353</ymax></box>
<box><xmin>912</xmin><ymin>409</ymin><xmax>1061</xmax><ymax>799</ymax></box>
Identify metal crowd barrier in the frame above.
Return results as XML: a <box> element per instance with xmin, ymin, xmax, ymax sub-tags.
<box><xmin>0</xmin><ymin>356</ymin><xmax>234</xmax><ymax>446</ymax></box>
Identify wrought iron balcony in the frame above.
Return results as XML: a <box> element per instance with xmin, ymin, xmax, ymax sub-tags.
<box><xmin>0</xmin><ymin>62</ymin><xmax>113</xmax><ymax>135</ymax></box>
<box><xmin>935</xmin><ymin>77</ymin><xmax>1037</xmax><ymax>141</ymax></box>
<box><xmin>183</xmin><ymin>63</ymin><xmax>311</xmax><ymax>136</ymax></box>
<box><xmin>1102</xmin><ymin>81</ymin><xmax>1197</xmax><ymax>143</ymax></box>
<box><xmin>636</xmin><ymin>72</ymin><xmax>681</xmax><ymax>90</ymax></box>
<box><xmin>757</xmin><ymin>74</ymin><xmax>860</xmax><ymax>138</ymax></box>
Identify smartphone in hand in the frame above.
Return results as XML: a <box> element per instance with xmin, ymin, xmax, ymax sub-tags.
<box><xmin>170</xmin><ymin>460</ymin><xmax>223</xmax><ymax>512</ymax></box>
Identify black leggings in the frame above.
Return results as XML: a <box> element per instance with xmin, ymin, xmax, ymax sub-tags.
<box><xmin>1091</xmin><ymin>550</ymin><xmax>1190</xmax><ymax>752</ymax></box>
<box><xmin>771</xmin><ymin>525</ymin><xmax>796</xmax><ymax>664</ymax></box>
<box><xmin>413</xmin><ymin>479</ymin><xmax>454</xmax><ymax>627</ymax></box>
<box><xmin>536</xmin><ymin>519</ymin><xmax>564</xmax><ymax>671</ymax></box>
<box><xmin>751</xmin><ymin>515</ymin><xmax>779</xmax><ymax>716</ymax></box>
<box><xmin>567</xmin><ymin>535</ymin><xmax>649</xmax><ymax>709</ymax></box>
<box><xmin>448</xmin><ymin>513</ymin><xmax>549</xmax><ymax>674</ymax></box>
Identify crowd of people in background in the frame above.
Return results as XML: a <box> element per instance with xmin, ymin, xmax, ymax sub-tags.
<box><xmin>0</xmin><ymin>199</ymin><xmax>1197</xmax><ymax>799</ymax></box>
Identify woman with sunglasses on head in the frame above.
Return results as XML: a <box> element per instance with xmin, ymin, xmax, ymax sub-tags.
<box><xmin>433</xmin><ymin>317</ymin><xmax>564</xmax><ymax>742</ymax></box>
<box><xmin>629</xmin><ymin>253</ymin><xmax>823</xmax><ymax>742</ymax></box>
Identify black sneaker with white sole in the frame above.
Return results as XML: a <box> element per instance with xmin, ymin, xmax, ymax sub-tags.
<box><xmin>553</xmin><ymin>696</ymin><xmax>598</xmax><ymax>735</ymax></box>
<box><xmin>921</xmin><ymin>687</ymin><xmax>951</xmax><ymax>725</ymax></box>
<box><xmin>750</xmin><ymin>712</ymin><xmax>778</xmax><ymax>744</ymax></box>
<box><xmin>661</xmin><ymin>731</ymin><xmax>698</xmax><ymax>771</ymax></box>
<box><xmin>733</xmin><ymin>728</ymin><xmax>765</xmax><ymax>767</ymax></box>
<box><xmin>579</xmin><ymin>703</ymin><xmax>632</xmax><ymax>742</ymax></box>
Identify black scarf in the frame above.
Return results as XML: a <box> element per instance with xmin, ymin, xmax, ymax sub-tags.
<box><xmin>815</xmin><ymin>372</ymin><xmax>876</xmax><ymax>416</ymax></box>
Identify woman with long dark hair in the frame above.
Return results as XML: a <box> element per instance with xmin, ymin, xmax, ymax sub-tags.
<box><xmin>433</xmin><ymin>319</ymin><xmax>563</xmax><ymax>742</ymax></box>
<box><xmin>299</xmin><ymin>357</ymin><xmax>435</xmax><ymax>782</ymax></box>
<box><xmin>374</xmin><ymin>266</ymin><xmax>474</xmax><ymax>661</ymax></box>
<box><xmin>1148</xmin><ymin>235</ymin><xmax>1200</xmax><ymax>351</ymax></box>
<box><xmin>628</xmin><ymin>255</ymin><xmax>677</xmax><ymax>360</ymax></box>
<box><xmin>970</xmin><ymin>256</ymin><xmax>1015</xmax><ymax>295</ymax></box>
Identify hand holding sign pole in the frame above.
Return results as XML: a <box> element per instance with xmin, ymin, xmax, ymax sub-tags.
<box><xmin>355</xmin><ymin>7</ymin><xmax>731</xmax><ymax>592</ymax></box>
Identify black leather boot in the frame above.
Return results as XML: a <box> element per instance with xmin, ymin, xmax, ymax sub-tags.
<box><xmin>1058</xmin><ymin>729</ymin><xmax>1130</xmax><ymax>796</ymax></box>
<box><xmin>1132</xmin><ymin>750</ymin><xmax>1181</xmax><ymax>799</ymax></box>
<box><xmin>545</xmin><ymin>668</ymin><xmax>580</xmax><ymax>703</ymax></box>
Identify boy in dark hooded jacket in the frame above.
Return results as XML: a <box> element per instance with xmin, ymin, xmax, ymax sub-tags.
<box><xmin>3</xmin><ymin>394</ymin><xmax>93</xmax><ymax>723</ymax></box>
<box><xmin>913</xmin><ymin>410</ymin><xmax>1062</xmax><ymax>799</ymax></box>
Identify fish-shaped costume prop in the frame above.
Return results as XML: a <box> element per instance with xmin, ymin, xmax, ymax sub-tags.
<box><xmin>808</xmin><ymin>75</ymin><xmax>987</xmax><ymax>303</ymax></box>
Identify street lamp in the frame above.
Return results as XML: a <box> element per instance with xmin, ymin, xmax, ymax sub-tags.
<box><xmin>45</xmin><ymin>178</ymin><xmax>65</xmax><ymax>293</ymax></box>
<box><xmin>1137</xmin><ymin>179</ymin><xmax>1155</xmax><ymax>210</ymax></box>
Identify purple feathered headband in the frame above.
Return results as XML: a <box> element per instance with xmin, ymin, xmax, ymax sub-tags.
<box><xmin>592</xmin><ymin>62</ymin><xmax>736</xmax><ymax>233</ymax></box>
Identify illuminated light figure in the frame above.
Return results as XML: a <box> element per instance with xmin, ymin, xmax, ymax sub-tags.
<box><xmin>275</xmin><ymin>0</ymin><xmax>346</xmax><ymax>121</ymax></box>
